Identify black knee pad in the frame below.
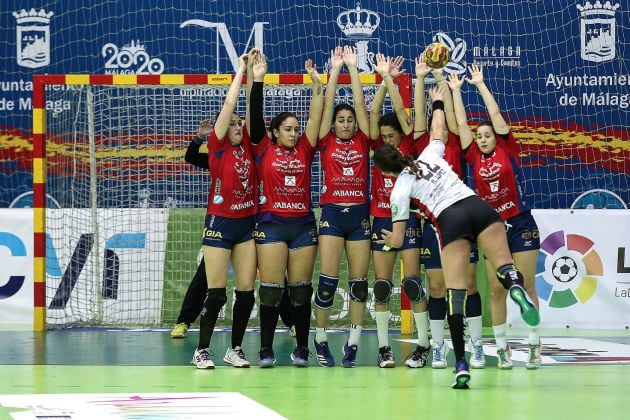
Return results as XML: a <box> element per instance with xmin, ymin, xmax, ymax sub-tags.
<box><xmin>446</xmin><ymin>288</ymin><xmax>467</xmax><ymax>316</ymax></box>
<box><xmin>315</xmin><ymin>274</ymin><xmax>339</xmax><ymax>309</ymax></box>
<box><xmin>287</xmin><ymin>281</ymin><xmax>313</xmax><ymax>307</ymax></box>
<box><xmin>234</xmin><ymin>290</ymin><xmax>255</xmax><ymax>307</ymax></box>
<box><xmin>348</xmin><ymin>278</ymin><xmax>368</xmax><ymax>302</ymax></box>
<box><xmin>496</xmin><ymin>264</ymin><xmax>524</xmax><ymax>290</ymax></box>
<box><xmin>466</xmin><ymin>292</ymin><xmax>482</xmax><ymax>318</ymax></box>
<box><xmin>373</xmin><ymin>278</ymin><xmax>393</xmax><ymax>304</ymax></box>
<box><xmin>402</xmin><ymin>276</ymin><xmax>426</xmax><ymax>303</ymax></box>
<box><xmin>428</xmin><ymin>296</ymin><xmax>447</xmax><ymax>320</ymax></box>
<box><xmin>202</xmin><ymin>288</ymin><xmax>227</xmax><ymax>315</ymax></box>
<box><xmin>259</xmin><ymin>282</ymin><xmax>285</xmax><ymax>307</ymax></box>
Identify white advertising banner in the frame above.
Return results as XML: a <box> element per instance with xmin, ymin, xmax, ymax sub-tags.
<box><xmin>46</xmin><ymin>209</ymin><xmax>168</xmax><ymax>326</ymax></box>
<box><xmin>508</xmin><ymin>209</ymin><xmax>630</xmax><ymax>329</ymax></box>
<box><xmin>0</xmin><ymin>208</ymin><xmax>33</xmax><ymax>329</ymax></box>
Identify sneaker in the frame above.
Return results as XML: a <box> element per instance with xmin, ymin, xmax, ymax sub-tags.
<box><xmin>191</xmin><ymin>348</ymin><xmax>214</xmax><ymax>369</ymax></box>
<box><xmin>404</xmin><ymin>345</ymin><xmax>430</xmax><ymax>368</ymax></box>
<box><xmin>341</xmin><ymin>342</ymin><xmax>358</xmax><ymax>368</ymax></box>
<box><xmin>223</xmin><ymin>346</ymin><xmax>250</xmax><ymax>368</ymax></box>
<box><xmin>378</xmin><ymin>346</ymin><xmax>396</xmax><ymax>368</ymax></box>
<box><xmin>526</xmin><ymin>343</ymin><xmax>542</xmax><ymax>370</ymax></box>
<box><xmin>313</xmin><ymin>339</ymin><xmax>335</xmax><ymax>367</ymax></box>
<box><xmin>170</xmin><ymin>322</ymin><xmax>189</xmax><ymax>339</ymax></box>
<box><xmin>431</xmin><ymin>341</ymin><xmax>449</xmax><ymax>369</ymax></box>
<box><xmin>290</xmin><ymin>345</ymin><xmax>310</xmax><ymax>367</ymax></box>
<box><xmin>258</xmin><ymin>347</ymin><xmax>276</xmax><ymax>368</ymax></box>
<box><xmin>497</xmin><ymin>345</ymin><xmax>513</xmax><ymax>370</ymax></box>
<box><xmin>509</xmin><ymin>284</ymin><xmax>540</xmax><ymax>327</ymax></box>
<box><xmin>468</xmin><ymin>339</ymin><xmax>486</xmax><ymax>369</ymax></box>
<box><xmin>452</xmin><ymin>359</ymin><xmax>470</xmax><ymax>389</ymax></box>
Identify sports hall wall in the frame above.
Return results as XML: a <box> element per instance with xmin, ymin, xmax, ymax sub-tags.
<box><xmin>0</xmin><ymin>1</ymin><xmax>628</xmax><ymax>329</ymax></box>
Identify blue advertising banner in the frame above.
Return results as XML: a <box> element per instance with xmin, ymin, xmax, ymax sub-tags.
<box><xmin>0</xmin><ymin>0</ymin><xmax>628</xmax><ymax>209</ymax></box>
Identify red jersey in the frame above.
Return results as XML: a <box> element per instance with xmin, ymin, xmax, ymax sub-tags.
<box><xmin>416</xmin><ymin>131</ymin><xmax>465</xmax><ymax>180</ymax></box>
<box><xmin>205</xmin><ymin>128</ymin><xmax>257</xmax><ymax>217</ymax></box>
<box><xmin>318</xmin><ymin>130</ymin><xmax>370</xmax><ymax>205</ymax></box>
<box><xmin>465</xmin><ymin>131</ymin><xmax>531</xmax><ymax>220</ymax></box>
<box><xmin>253</xmin><ymin>134</ymin><xmax>316</xmax><ymax>217</ymax></box>
<box><xmin>371</xmin><ymin>133</ymin><xmax>419</xmax><ymax>217</ymax></box>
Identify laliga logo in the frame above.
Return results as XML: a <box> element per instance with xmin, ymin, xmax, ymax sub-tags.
<box><xmin>535</xmin><ymin>230</ymin><xmax>603</xmax><ymax>308</ymax></box>
<box><xmin>336</xmin><ymin>2</ymin><xmax>380</xmax><ymax>73</ymax></box>
<box><xmin>13</xmin><ymin>8</ymin><xmax>54</xmax><ymax>69</ymax></box>
<box><xmin>432</xmin><ymin>32</ymin><xmax>467</xmax><ymax>75</ymax></box>
<box><xmin>102</xmin><ymin>40</ymin><xmax>165</xmax><ymax>74</ymax></box>
<box><xmin>577</xmin><ymin>1</ymin><xmax>620</xmax><ymax>62</ymax></box>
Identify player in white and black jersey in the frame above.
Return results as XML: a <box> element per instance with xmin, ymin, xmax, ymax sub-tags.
<box><xmin>373</xmin><ymin>85</ymin><xmax>539</xmax><ymax>390</ymax></box>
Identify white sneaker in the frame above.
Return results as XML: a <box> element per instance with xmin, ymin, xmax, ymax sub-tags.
<box><xmin>497</xmin><ymin>345</ymin><xmax>513</xmax><ymax>370</ymax></box>
<box><xmin>223</xmin><ymin>346</ymin><xmax>251</xmax><ymax>368</ymax></box>
<box><xmin>468</xmin><ymin>339</ymin><xmax>486</xmax><ymax>369</ymax></box>
<box><xmin>526</xmin><ymin>343</ymin><xmax>542</xmax><ymax>370</ymax></box>
<box><xmin>192</xmin><ymin>348</ymin><xmax>215</xmax><ymax>369</ymax></box>
<box><xmin>431</xmin><ymin>341</ymin><xmax>449</xmax><ymax>369</ymax></box>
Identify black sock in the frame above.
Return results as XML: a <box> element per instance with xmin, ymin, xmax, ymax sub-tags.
<box><xmin>447</xmin><ymin>313</ymin><xmax>466</xmax><ymax>362</ymax></box>
<box><xmin>198</xmin><ymin>288</ymin><xmax>226</xmax><ymax>349</ymax></box>
<box><xmin>231</xmin><ymin>290</ymin><xmax>255</xmax><ymax>348</ymax></box>
<box><xmin>290</xmin><ymin>303</ymin><xmax>311</xmax><ymax>348</ymax></box>
<box><xmin>259</xmin><ymin>304</ymin><xmax>280</xmax><ymax>349</ymax></box>
<box><xmin>278</xmin><ymin>287</ymin><xmax>293</xmax><ymax>329</ymax></box>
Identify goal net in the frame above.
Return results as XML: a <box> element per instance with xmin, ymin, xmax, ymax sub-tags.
<box><xmin>34</xmin><ymin>74</ymin><xmax>413</xmax><ymax>329</ymax></box>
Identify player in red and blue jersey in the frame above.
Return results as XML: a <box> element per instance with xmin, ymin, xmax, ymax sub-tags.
<box><xmin>449</xmin><ymin>64</ymin><xmax>542</xmax><ymax>370</ymax></box>
<box><xmin>249</xmin><ymin>53</ymin><xmax>324</xmax><ymax>368</ymax></box>
<box><xmin>313</xmin><ymin>46</ymin><xmax>371</xmax><ymax>368</ymax></box>
<box><xmin>367</xmin><ymin>54</ymin><xmax>430</xmax><ymax>368</ymax></box>
<box><xmin>191</xmin><ymin>53</ymin><xmax>258</xmax><ymax>370</ymax></box>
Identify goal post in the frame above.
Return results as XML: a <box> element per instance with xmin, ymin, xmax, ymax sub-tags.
<box><xmin>32</xmin><ymin>73</ymin><xmax>415</xmax><ymax>332</ymax></box>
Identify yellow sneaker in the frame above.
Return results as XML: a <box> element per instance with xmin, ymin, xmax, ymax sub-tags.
<box><xmin>170</xmin><ymin>322</ymin><xmax>189</xmax><ymax>338</ymax></box>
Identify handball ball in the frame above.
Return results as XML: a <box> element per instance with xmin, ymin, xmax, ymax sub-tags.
<box><xmin>423</xmin><ymin>42</ymin><xmax>450</xmax><ymax>69</ymax></box>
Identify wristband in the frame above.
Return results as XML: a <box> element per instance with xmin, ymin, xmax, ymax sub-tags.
<box><xmin>432</xmin><ymin>100</ymin><xmax>444</xmax><ymax>112</ymax></box>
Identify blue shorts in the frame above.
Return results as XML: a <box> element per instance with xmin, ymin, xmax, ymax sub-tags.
<box><xmin>371</xmin><ymin>217</ymin><xmax>421</xmax><ymax>251</ymax></box>
<box><xmin>421</xmin><ymin>221</ymin><xmax>479</xmax><ymax>269</ymax></box>
<box><xmin>505</xmin><ymin>211</ymin><xmax>540</xmax><ymax>253</ymax></box>
<box><xmin>318</xmin><ymin>203</ymin><xmax>371</xmax><ymax>240</ymax></box>
<box><xmin>202</xmin><ymin>214</ymin><xmax>255</xmax><ymax>249</ymax></box>
<box><xmin>254</xmin><ymin>219</ymin><xmax>318</xmax><ymax>249</ymax></box>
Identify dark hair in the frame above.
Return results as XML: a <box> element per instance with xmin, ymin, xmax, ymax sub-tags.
<box><xmin>476</xmin><ymin>120</ymin><xmax>494</xmax><ymax>132</ymax></box>
<box><xmin>269</xmin><ymin>111</ymin><xmax>298</xmax><ymax>141</ymax></box>
<box><xmin>332</xmin><ymin>103</ymin><xmax>356</xmax><ymax>121</ymax></box>
<box><xmin>373</xmin><ymin>144</ymin><xmax>422</xmax><ymax>179</ymax></box>
<box><xmin>378</xmin><ymin>112</ymin><xmax>403</xmax><ymax>133</ymax></box>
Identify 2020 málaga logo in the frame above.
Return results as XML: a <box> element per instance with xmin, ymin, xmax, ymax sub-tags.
<box><xmin>536</xmin><ymin>230</ymin><xmax>603</xmax><ymax>308</ymax></box>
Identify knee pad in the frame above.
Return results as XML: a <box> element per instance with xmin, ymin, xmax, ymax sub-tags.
<box><xmin>373</xmin><ymin>278</ymin><xmax>394</xmax><ymax>304</ymax></box>
<box><xmin>259</xmin><ymin>282</ymin><xmax>285</xmax><ymax>307</ymax></box>
<box><xmin>202</xmin><ymin>288</ymin><xmax>227</xmax><ymax>316</ymax></box>
<box><xmin>496</xmin><ymin>264</ymin><xmax>524</xmax><ymax>290</ymax></box>
<box><xmin>446</xmin><ymin>288</ymin><xmax>467</xmax><ymax>316</ymax></box>
<box><xmin>428</xmin><ymin>296</ymin><xmax>447</xmax><ymax>320</ymax></box>
<box><xmin>234</xmin><ymin>290</ymin><xmax>255</xmax><ymax>307</ymax></box>
<box><xmin>402</xmin><ymin>276</ymin><xmax>426</xmax><ymax>303</ymax></box>
<box><xmin>315</xmin><ymin>274</ymin><xmax>339</xmax><ymax>309</ymax></box>
<box><xmin>466</xmin><ymin>292</ymin><xmax>482</xmax><ymax>318</ymax></box>
<box><xmin>348</xmin><ymin>278</ymin><xmax>368</xmax><ymax>303</ymax></box>
<box><xmin>287</xmin><ymin>281</ymin><xmax>313</xmax><ymax>307</ymax></box>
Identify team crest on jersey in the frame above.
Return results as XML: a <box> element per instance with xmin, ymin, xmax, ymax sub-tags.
<box><xmin>285</xmin><ymin>176</ymin><xmax>296</xmax><ymax>186</ymax></box>
<box><xmin>384</xmin><ymin>178</ymin><xmax>393</xmax><ymax>188</ymax></box>
<box><xmin>490</xmin><ymin>180</ymin><xmax>499</xmax><ymax>192</ymax></box>
<box><xmin>343</xmin><ymin>167</ymin><xmax>354</xmax><ymax>176</ymax></box>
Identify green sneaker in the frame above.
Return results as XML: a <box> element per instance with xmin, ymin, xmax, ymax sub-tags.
<box><xmin>509</xmin><ymin>285</ymin><xmax>540</xmax><ymax>327</ymax></box>
<box><xmin>497</xmin><ymin>345</ymin><xmax>513</xmax><ymax>370</ymax></box>
<box><xmin>170</xmin><ymin>322</ymin><xmax>189</xmax><ymax>338</ymax></box>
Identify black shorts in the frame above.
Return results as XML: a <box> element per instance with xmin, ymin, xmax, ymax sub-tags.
<box><xmin>435</xmin><ymin>196</ymin><xmax>503</xmax><ymax>248</ymax></box>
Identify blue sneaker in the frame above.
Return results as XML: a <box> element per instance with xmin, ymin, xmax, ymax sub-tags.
<box><xmin>509</xmin><ymin>284</ymin><xmax>540</xmax><ymax>327</ymax></box>
<box><xmin>341</xmin><ymin>342</ymin><xmax>358</xmax><ymax>368</ymax></box>
<box><xmin>452</xmin><ymin>359</ymin><xmax>470</xmax><ymax>389</ymax></box>
<box><xmin>258</xmin><ymin>347</ymin><xmax>276</xmax><ymax>368</ymax></box>
<box><xmin>314</xmin><ymin>339</ymin><xmax>335</xmax><ymax>367</ymax></box>
<box><xmin>290</xmin><ymin>346</ymin><xmax>310</xmax><ymax>367</ymax></box>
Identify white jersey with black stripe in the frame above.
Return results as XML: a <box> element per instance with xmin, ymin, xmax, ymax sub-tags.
<box><xmin>390</xmin><ymin>140</ymin><xmax>475</xmax><ymax>222</ymax></box>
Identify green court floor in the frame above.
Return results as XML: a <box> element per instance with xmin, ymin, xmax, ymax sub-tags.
<box><xmin>0</xmin><ymin>329</ymin><xmax>628</xmax><ymax>419</ymax></box>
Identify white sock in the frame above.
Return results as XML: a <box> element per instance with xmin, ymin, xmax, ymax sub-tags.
<box><xmin>493</xmin><ymin>323</ymin><xmax>508</xmax><ymax>349</ymax></box>
<box><xmin>467</xmin><ymin>316</ymin><xmax>483</xmax><ymax>343</ymax></box>
<box><xmin>414</xmin><ymin>311</ymin><xmax>430</xmax><ymax>347</ymax></box>
<box><xmin>315</xmin><ymin>327</ymin><xmax>327</xmax><ymax>343</ymax></box>
<box><xmin>375</xmin><ymin>311</ymin><xmax>390</xmax><ymax>348</ymax></box>
<box><xmin>348</xmin><ymin>324</ymin><xmax>363</xmax><ymax>347</ymax></box>
<box><xmin>528</xmin><ymin>327</ymin><xmax>540</xmax><ymax>345</ymax></box>
<box><xmin>429</xmin><ymin>319</ymin><xmax>445</xmax><ymax>345</ymax></box>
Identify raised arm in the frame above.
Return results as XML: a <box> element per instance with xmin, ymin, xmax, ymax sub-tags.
<box><xmin>448</xmin><ymin>73</ymin><xmax>473</xmax><ymax>149</ymax></box>
<box><xmin>413</xmin><ymin>55</ymin><xmax>431</xmax><ymax>138</ymax></box>
<box><xmin>214</xmin><ymin>54</ymin><xmax>247</xmax><ymax>140</ymax></box>
<box><xmin>369</xmin><ymin>56</ymin><xmax>388</xmax><ymax>141</ymax></box>
<box><xmin>432</xmin><ymin>67</ymin><xmax>458</xmax><ymax>135</ymax></box>
<box><xmin>245</xmin><ymin>48</ymin><xmax>259</xmax><ymax>131</ymax></box>
<box><xmin>343</xmin><ymin>46</ymin><xmax>370</xmax><ymax>135</ymax></box>
<box><xmin>380</xmin><ymin>55</ymin><xmax>412</xmax><ymax>136</ymax></box>
<box><xmin>249</xmin><ymin>52</ymin><xmax>268</xmax><ymax>144</ymax></box>
<box><xmin>304</xmin><ymin>59</ymin><xmax>324</xmax><ymax>147</ymax></box>
<box><xmin>188</xmin><ymin>118</ymin><xmax>212</xmax><ymax>169</ymax></box>
<box><xmin>467</xmin><ymin>64</ymin><xmax>509</xmax><ymax>135</ymax></box>
<box><xmin>428</xmin><ymin>85</ymin><xmax>448</xmax><ymax>144</ymax></box>
<box><xmin>319</xmin><ymin>47</ymin><xmax>344</xmax><ymax>140</ymax></box>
